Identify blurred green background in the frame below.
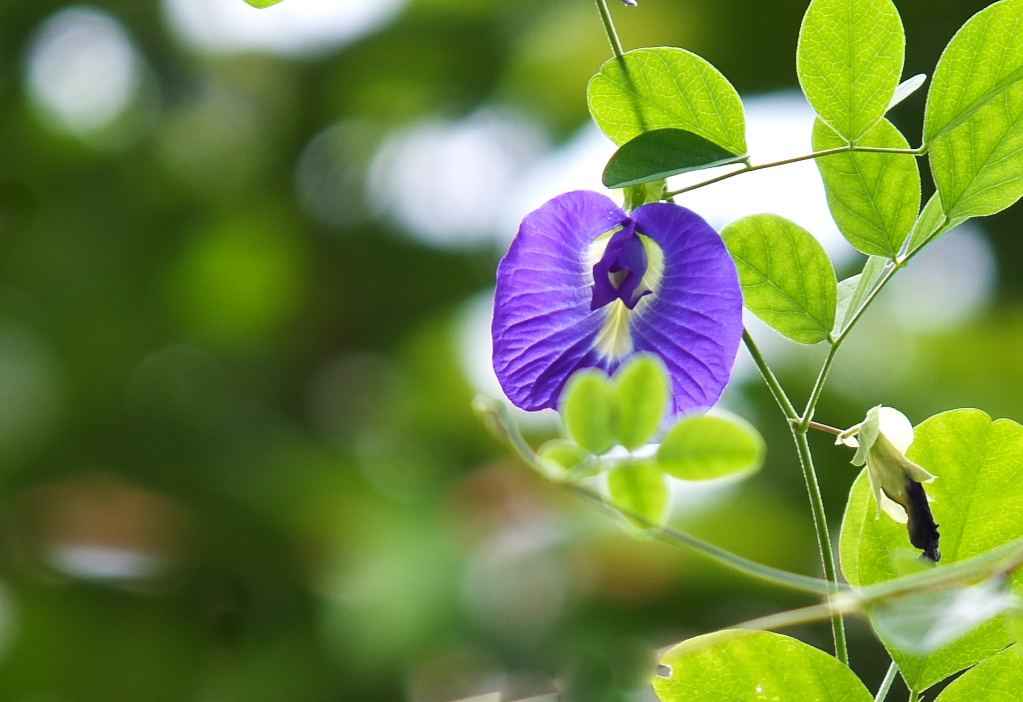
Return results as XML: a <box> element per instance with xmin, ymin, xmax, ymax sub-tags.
<box><xmin>0</xmin><ymin>0</ymin><xmax>1015</xmax><ymax>700</ymax></box>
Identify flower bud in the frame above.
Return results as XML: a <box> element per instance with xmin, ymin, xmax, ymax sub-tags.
<box><xmin>838</xmin><ymin>406</ymin><xmax>941</xmax><ymax>561</ymax></box>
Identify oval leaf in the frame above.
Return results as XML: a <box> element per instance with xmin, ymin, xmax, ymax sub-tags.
<box><xmin>561</xmin><ymin>370</ymin><xmax>616</xmax><ymax>454</ymax></box>
<box><xmin>613</xmin><ymin>354</ymin><xmax>669</xmax><ymax>450</ymax></box>
<box><xmin>602</xmin><ymin>129</ymin><xmax>747</xmax><ymax>189</ymax></box>
<box><xmin>813</xmin><ymin>118</ymin><xmax>920</xmax><ymax>258</ymax></box>
<box><xmin>933</xmin><ymin>646</ymin><xmax>1023</xmax><ymax>702</ymax></box>
<box><xmin>244</xmin><ymin>0</ymin><xmax>285</xmax><ymax>6</ymax></box>
<box><xmin>924</xmin><ymin>0</ymin><xmax>1023</xmax><ymax>219</ymax></box>
<box><xmin>722</xmin><ymin>214</ymin><xmax>837</xmax><ymax>344</ymax></box>
<box><xmin>839</xmin><ymin>409</ymin><xmax>1023</xmax><ymax>691</ymax></box>
<box><xmin>653</xmin><ymin>630</ymin><xmax>874</xmax><ymax>702</ymax></box>
<box><xmin>657</xmin><ymin>414</ymin><xmax>764</xmax><ymax>481</ymax></box>
<box><xmin>587</xmin><ymin>47</ymin><xmax>747</xmax><ymax>153</ymax></box>
<box><xmin>607</xmin><ymin>460</ymin><xmax>669</xmax><ymax>527</ymax></box>
<box><xmin>797</xmin><ymin>0</ymin><xmax>906</xmax><ymax>141</ymax></box>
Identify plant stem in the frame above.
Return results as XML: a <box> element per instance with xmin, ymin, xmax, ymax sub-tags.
<box><xmin>742</xmin><ymin>328</ymin><xmax>798</xmax><ymax>420</ymax></box>
<box><xmin>567</xmin><ymin>482</ymin><xmax>839</xmax><ymax>595</ymax></box>
<box><xmin>664</xmin><ymin>145</ymin><xmax>925</xmax><ymax>199</ymax></box>
<box><xmin>741</xmin><ymin>328</ymin><xmax>846</xmax><ymax>661</ymax></box>
<box><xmin>834</xmin><ymin>261</ymin><xmax>900</xmax><ymax>346</ymax></box>
<box><xmin>475</xmin><ymin>396</ymin><xmax>842</xmax><ymax>597</ymax></box>
<box><xmin>594</xmin><ymin>0</ymin><xmax>626</xmax><ymax>61</ymax></box>
<box><xmin>908</xmin><ymin>690</ymin><xmax>920</xmax><ymax>702</ymax></box>
<box><xmin>875</xmin><ymin>662</ymin><xmax>899</xmax><ymax>702</ymax></box>
<box><xmin>800</xmin><ymin>342</ymin><xmax>840</xmax><ymax>429</ymax></box>
<box><xmin>792</xmin><ymin>426</ymin><xmax>848</xmax><ymax>664</ymax></box>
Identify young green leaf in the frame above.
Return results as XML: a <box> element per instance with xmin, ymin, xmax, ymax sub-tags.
<box><xmin>613</xmin><ymin>354</ymin><xmax>669</xmax><ymax>450</ymax></box>
<box><xmin>839</xmin><ymin>409</ymin><xmax>1023</xmax><ymax>691</ymax></box>
<box><xmin>925</xmin><ymin>0</ymin><xmax>1023</xmax><ymax>219</ymax></box>
<box><xmin>888</xmin><ymin>74</ymin><xmax>927</xmax><ymax>111</ymax></box>
<box><xmin>536</xmin><ymin>439</ymin><xmax>592</xmax><ymax>480</ymax></box>
<box><xmin>244</xmin><ymin>0</ymin><xmax>285</xmax><ymax>6</ymax></box>
<box><xmin>653</xmin><ymin>630</ymin><xmax>874</xmax><ymax>702</ymax></box>
<box><xmin>813</xmin><ymin>119</ymin><xmax>920</xmax><ymax>258</ymax></box>
<box><xmin>932</xmin><ymin>646</ymin><xmax>1023</xmax><ymax>702</ymax></box>
<box><xmin>587</xmin><ymin>48</ymin><xmax>747</xmax><ymax>153</ymax></box>
<box><xmin>657</xmin><ymin>414</ymin><xmax>764</xmax><ymax>481</ymax></box>
<box><xmin>902</xmin><ymin>193</ymin><xmax>967</xmax><ymax>258</ymax></box>
<box><xmin>833</xmin><ymin>256</ymin><xmax>889</xmax><ymax>335</ymax></box>
<box><xmin>722</xmin><ymin>214</ymin><xmax>838</xmax><ymax>344</ymax></box>
<box><xmin>797</xmin><ymin>0</ymin><xmax>905</xmax><ymax>141</ymax></box>
<box><xmin>607</xmin><ymin>461</ymin><xmax>669</xmax><ymax>527</ymax></box>
<box><xmin>561</xmin><ymin>370</ymin><xmax>616</xmax><ymax>454</ymax></box>
<box><xmin>602</xmin><ymin>129</ymin><xmax>747</xmax><ymax>189</ymax></box>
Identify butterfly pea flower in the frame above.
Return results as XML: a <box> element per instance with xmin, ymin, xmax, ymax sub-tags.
<box><xmin>838</xmin><ymin>405</ymin><xmax>941</xmax><ymax>562</ymax></box>
<box><xmin>491</xmin><ymin>190</ymin><xmax>743</xmax><ymax>415</ymax></box>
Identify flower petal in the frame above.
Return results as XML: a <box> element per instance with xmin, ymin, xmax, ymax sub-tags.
<box><xmin>629</xmin><ymin>202</ymin><xmax>743</xmax><ymax>414</ymax></box>
<box><xmin>493</xmin><ymin>191</ymin><xmax>627</xmax><ymax>411</ymax></box>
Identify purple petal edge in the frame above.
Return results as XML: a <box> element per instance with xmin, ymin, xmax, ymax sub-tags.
<box><xmin>631</xmin><ymin>202</ymin><xmax>743</xmax><ymax>415</ymax></box>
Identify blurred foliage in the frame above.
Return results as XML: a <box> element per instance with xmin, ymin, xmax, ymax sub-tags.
<box><xmin>0</xmin><ymin>0</ymin><xmax>1013</xmax><ymax>700</ymax></box>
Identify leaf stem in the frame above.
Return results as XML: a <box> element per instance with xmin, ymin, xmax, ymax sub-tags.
<box><xmin>875</xmin><ymin>662</ymin><xmax>899</xmax><ymax>702</ymax></box>
<box><xmin>664</xmin><ymin>145</ymin><xmax>925</xmax><ymax>198</ymax></box>
<box><xmin>808</xmin><ymin>421</ymin><xmax>843</xmax><ymax>436</ymax></box>
<box><xmin>742</xmin><ymin>328</ymin><xmax>798</xmax><ymax>421</ymax></box>
<box><xmin>908</xmin><ymin>690</ymin><xmax>920</xmax><ymax>702</ymax></box>
<box><xmin>593</xmin><ymin>0</ymin><xmax>626</xmax><ymax>61</ymax></box>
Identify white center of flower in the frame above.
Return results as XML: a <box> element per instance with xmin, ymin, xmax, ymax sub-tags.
<box><xmin>586</xmin><ymin>229</ymin><xmax>665</xmax><ymax>361</ymax></box>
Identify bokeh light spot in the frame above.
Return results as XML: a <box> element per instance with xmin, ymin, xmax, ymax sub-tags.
<box><xmin>26</xmin><ymin>6</ymin><xmax>141</xmax><ymax>135</ymax></box>
<box><xmin>163</xmin><ymin>0</ymin><xmax>408</xmax><ymax>57</ymax></box>
<box><xmin>369</xmin><ymin>108</ymin><xmax>548</xmax><ymax>249</ymax></box>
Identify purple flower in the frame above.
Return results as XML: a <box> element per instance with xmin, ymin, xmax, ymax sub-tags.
<box><xmin>492</xmin><ymin>190</ymin><xmax>743</xmax><ymax>413</ymax></box>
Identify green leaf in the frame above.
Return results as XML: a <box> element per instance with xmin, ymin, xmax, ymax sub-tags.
<box><xmin>933</xmin><ymin>646</ymin><xmax>1023</xmax><ymax>702</ymax></box>
<box><xmin>839</xmin><ymin>409</ymin><xmax>1023</xmax><ymax>691</ymax></box>
<box><xmin>536</xmin><ymin>439</ymin><xmax>592</xmax><ymax>480</ymax></box>
<box><xmin>813</xmin><ymin>119</ymin><xmax>920</xmax><ymax>257</ymax></box>
<box><xmin>602</xmin><ymin>129</ymin><xmax>746</xmax><ymax>189</ymax></box>
<box><xmin>722</xmin><ymin>214</ymin><xmax>837</xmax><ymax>344</ymax></box>
<box><xmin>869</xmin><ymin>577</ymin><xmax>1018</xmax><ymax>654</ymax></box>
<box><xmin>243</xmin><ymin>0</ymin><xmax>284</xmax><ymax>6</ymax></box>
<box><xmin>657</xmin><ymin>414</ymin><xmax>764</xmax><ymax>481</ymax></box>
<box><xmin>834</xmin><ymin>255</ymin><xmax>889</xmax><ymax>335</ymax></box>
<box><xmin>607</xmin><ymin>461</ymin><xmax>669</xmax><ymax>527</ymax></box>
<box><xmin>561</xmin><ymin>370</ymin><xmax>616</xmax><ymax>454</ymax></box>
<box><xmin>904</xmin><ymin>193</ymin><xmax>959</xmax><ymax>258</ymax></box>
<box><xmin>587</xmin><ymin>48</ymin><xmax>747</xmax><ymax>153</ymax></box>
<box><xmin>888</xmin><ymin>74</ymin><xmax>928</xmax><ymax>110</ymax></box>
<box><xmin>924</xmin><ymin>0</ymin><xmax>1023</xmax><ymax>219</ymax></box>
<box><xmin>613</xmin><ymin>354</ymin><xmax>669</xmax><ymax>450</ymax></box>
<box><xmin>797</xmin><ymin>0</ymin><xmax>906</xmax><ymax>141</ymax></box>
<box><xmin>653</xmin><ymin>630</ymin><xmax>874</xmax><ymax>702</ymax></box>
